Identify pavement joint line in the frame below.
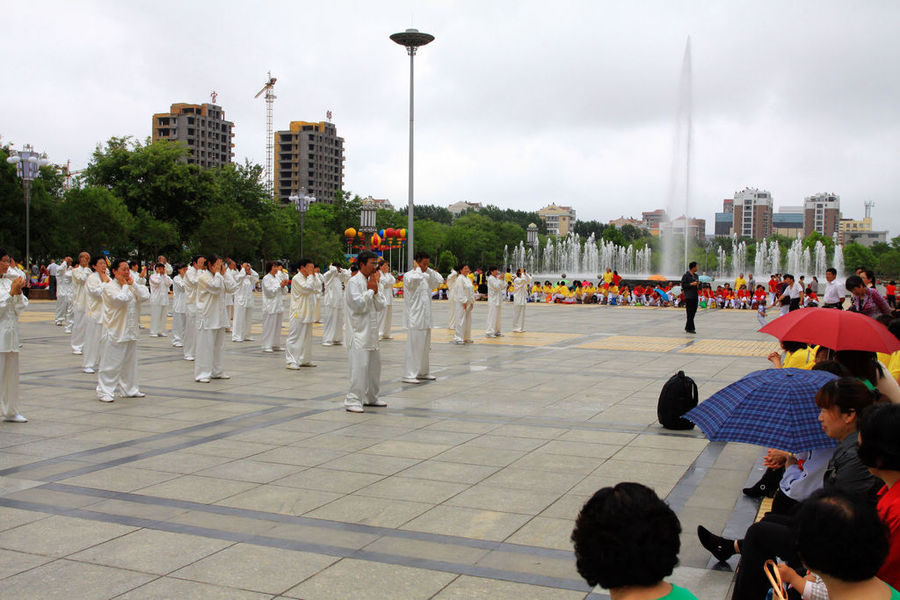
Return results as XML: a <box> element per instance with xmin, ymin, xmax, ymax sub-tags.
<box><xmin>663</xmin><ymin>441</ymin><xmax>727</xmax><ymax>515</ymax></box>
<box><xmin>0</xmin><ymin>495</ymin><xmax>592</xmax><ymax>593</ymax></box>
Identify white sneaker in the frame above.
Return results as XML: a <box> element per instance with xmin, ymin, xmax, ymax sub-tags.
<box><xmin>345</xmin><ymin>405</ymin><xmax>364</xmax><ymax>413</ymax></box>
<box><xmin>72</xmin><ymin>350</ymin><xmax>83</xmax><ymax>355</ymax></box>
<box><xmin>173</xmin><ymin>342</ymin><xmax>183</xmax><ymax>348</ymax></box>
<box><xmin>263</xmin><ymin>348</ymin><xmax>274</xmax><ymax>353</ymax></box>
<box><xmin>401</xmin><ymin>377</ymin><xmax>421</xmax><ymax>384</ymax></box>
<box><xmin>4</xmin><ymin>414</ymin><xmax>28</xmax><ymax>422</ymax></box>
<box><xmin>453</xmin><ymin>340</ymin><xmax>465</xmax><ymax>345</ymax></box>
<box><xmin>125</xmin><ymin>392</ymin><xmax>146</xmax><ymax>398</ymax></box>
<box><xmin>196</xmin><ymin>377</ymin><xmax>210</xmax><ymax>383</ymax></box>
<box><xmin>286</xmin><ymin>363</ymin><xmax>301</xmax><ymax>370</ymax></box>
<box><xmin>212</xmin><ymin>374</ymin><xmax>231</xmax><ymax>380</ymax></box>
<box><xmin>364</xmin><ymin>400</ymin><xmax>387</xmax><ymax>407</ymax></box>
<box><xmin>83</xmin><ymin>367</ymin><xmax>96</xmax><ymax>374</ymax></box>
<box><xmin>185</xmin><ymin>356</ymin><xmax>195</xmax><ymax>361</ymax></box>
<box><xmin>322</xmin><ymin>342</ymin><xmax>334</xmax><ymax>347</ymax></box>
<box><xmin>98</xmin><ymin>397</ymin><xmax>114</xmax><ymax>403</ymax></box>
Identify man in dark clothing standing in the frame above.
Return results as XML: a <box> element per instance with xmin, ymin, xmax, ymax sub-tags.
<box><xmin>682</xmin><ymin>262</ymin><xmax>699</xmax><ymax>334</ymax></box>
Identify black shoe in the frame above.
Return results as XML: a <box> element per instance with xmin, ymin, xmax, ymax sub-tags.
<box><xmin>697</xmin><ymin>526</ymin><xmax>736</xmax><ymax>563</ymax></box>
<box><xmin>685</xmin><ymin>329</ymin><xmax>697</xmax><ymax>334</ymax></box>
<box><xmin>742</xmin><ymin>467</ymin><xmax>783</xmax><ymax>499</ymax></box>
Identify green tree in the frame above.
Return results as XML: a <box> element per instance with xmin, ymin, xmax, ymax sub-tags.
<box><xmin>842</xmin><ymin>242</ymin><xmax>877</xmax><ymax>272</ymax></box>
<box><xmin>437</xmin><ymin>250</ymin><xmax>457</xmax><ymax>273</ymax></box>
<box><xmin>63</xmin><ymin>186</ymin><xmax>134</xmax><ymax>256</ymax></box>
<box><xmin>877</xmin><ymin>249</ymin><xmax>900</xmax><ymax>279</ymax></box>
<box><xmin>573</xmin><ymin>220</ymin><xmax>607</xmax><ymax>239</ymax></box>
<box><xmin>602</xmin><ymin>226</ymin><xmax>627</xmax><ymax>246</ymax></box>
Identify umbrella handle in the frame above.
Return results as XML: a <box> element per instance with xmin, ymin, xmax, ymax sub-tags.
<box><xmin>764</xmin><ymin>560</ymin><xmax>788</xmax><ymax>600</ymax></box>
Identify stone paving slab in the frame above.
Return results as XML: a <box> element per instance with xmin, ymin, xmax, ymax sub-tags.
<box><xmin>0</xmin><ymin>298</ymin><xmax>778</xmax><ymax>598</ymax></box>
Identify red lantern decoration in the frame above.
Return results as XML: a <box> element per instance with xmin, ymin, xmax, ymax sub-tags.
<box><xmin>385</xmin><ymin>227</ymin><xmax>395</xmax><ymax>239</ymax></box>
<box><xmin>371</xmin><ymin>233</ymin><xmax>382</xmax><ymax>247</ymax></box>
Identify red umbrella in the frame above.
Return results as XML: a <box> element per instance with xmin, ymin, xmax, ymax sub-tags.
<box><xmin>759</xmin><ymin>308</ymin><xmax>900</xmax><ymax>353</ymax></box>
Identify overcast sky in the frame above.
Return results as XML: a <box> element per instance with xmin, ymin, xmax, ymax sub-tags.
<box><xmin>3</xmin><ymin>0</ymin><xmax>898</xmax><ymax>237</ymax></box>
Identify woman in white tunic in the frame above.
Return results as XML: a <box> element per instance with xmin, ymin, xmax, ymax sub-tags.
<box><xmin>260</xmin><ymin>261</ymin><xmax>289</xmax><ymax>352</ymax></box>
<box><xmin>231</xmin><ymin>262</ymin><xmax>259</xmax><ymax>342</ymax></box>
<box><xmin>194</xmin><ymin>255</ymin><xmax>235</xmax><ymax>382</ymax></box>
<box><xmin>377</xmin><ymin>260</ymin><xmax>396</xmax><ymax>340</ymax></box>
<box><xmin>0</xmin><ymin>249</ymin><xmax>28</xmax><ymax>422</ymax></box>
<box><xmin>182</xmin><ymin>256</ymin><xmax>204</xmax><ymax>361</ymax></box>
<box><xmin>453</xmin><ymin>264</ymin><xmax>475</xmax><ymax>344</ymax></box>
<box><xmin>485</xmin><ymin>266</ymin><xmax>506</xmax><ymax>338</ymax></box>
<box><xmin>96</xmin><ymin>258</ymin><xmax>148</xmax><ymax>402</ymax></box>
<box><xmin>446</xmin><ymin>267</ymin><xmax>459</xmax><ymax>331</ymax></box>
<box><xmin>171</xmin><ymin>264</ymin><xmax>187</xmax><ymax>348</ymax></box>
<box><xmin>54</xmin><ymin>257</ymin><xmax>72</xmax><ymax>327</ymax></box>
<box><xmin>148</xmin><ymin>263</ymin><xmax>172</xmax><ymax>337</ymax></box>
<box><xmin>70</xmin><ymin>251</ymin><xmax>91</xmax><ymax>354</ymax></box>
<box><xmin>224</xmin><ymin>259</ymin><xmax>237</xmax><ymax>332</ymax></box>
<box><xmin>285</xmin><ymin>259</ymin><xmax>320</xmax><ymax>369</ymax></box>
<box><xmin>401</xmin><ymin>252</ymin><xmax>444</xmax><ymax>384</ymax></box>
<box><xmin>82</xmin><ymin>256</ymin><xmax>109</xmax><ymax>374</ymax></box>
<box><xmin>321</xmin><ymin>263</ymin><xmax>350</xmax><ymax>346</ymax></box>
<box><xmin>344</xmin><ymin>251</ymin><xmax>386</xmax><ymax>412</ymax></box>
<box><xmin>511</xmin><ymin>269</ymin><xmax>533</xmax><ymax>333</ymax></box>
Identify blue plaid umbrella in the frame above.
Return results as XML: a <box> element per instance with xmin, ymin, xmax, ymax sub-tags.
<box><xmin>684</xmin><ymin>368</ymin><xmax>838</xmax><ymax>454</ymax></box>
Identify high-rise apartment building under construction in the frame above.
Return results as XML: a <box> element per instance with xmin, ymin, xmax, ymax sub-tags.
<box><xmin>274</xmin><ymin>121</ymin><xmax>344</xmax><ymax>203</ymax></box>
<box><xmin>152</xmin><ymin>103</ymin><xmax>234</xmax><ymax>168</ymax></box>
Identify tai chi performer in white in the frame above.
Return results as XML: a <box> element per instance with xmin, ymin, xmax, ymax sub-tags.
<box><xmin>0</xmin><ymin>249</ymin><xmax>28</xmax><ymax>423</ymax></box>
<box><xmin>148</xmin><ymin>262</ymin><xmax>172</xmax><ymax>337</ymax></box>
<box><xmin>377</xmin><ymin>259</ymin><xmax>396</xmax><ymax>340</ymax></box>
<box><xmin>344</xmin><ymin>251</ymin><xmax>386</xmax><ymax>412</ymax></box>
<box><xmin>194</xmin><ymin>255</ymin><xmax>235</xmax><ymax>382</ymax></box>
<box><xmin>285</xmin><ymin>258</ymin><xmax>320</xmax><ymax>369</ymax></box>
<box><xmin>182</xmin><ymin>256</ymin><xmax>204</xmax><ymax>361</ymax></box>
<box><xmin>261</xmin><ymin>261</ymin><xmax>289</xmax><ymax>352</ymax></box>
<box><xmin>70</xmin><ymin>251</ymin><xmax>91</xmax><ymax>354</ymax></box>
<box><xmin>224</xmin><ymin>258</ymin><xmax>237</xmax><ymax>333</ymax></box>
<box><xmin>231</xmin><ymin>262</ymin><xmax>258</xmax><ymax>342</ymax></box>
<box><xmin>321</xmin><ymin>263</ymin><xmax>349</xmax><ymax>346</ymax></box>
<box><xmin>446</xmin><ymin>267</ymin><xmax>459</xmax><ymax>331</ymax></box>
<box><xmin>96</xmin><ymin>258</ymin><xmax>148</xmax><ymax>402</ymax></box>
<box><xmin>453</xmin><ymin>264</ymin><xmax>475</xmax><ymax>344</ymax></box>
<box><xmin>401</xmin><ymin>251</ymin><xmax>444</xmax><ymax>384</ymax></box>
<box><xmin>54</xmin><ymin>256</ymin><xmax>72</xmax><ymax>327</ymax></box>
<box><xmin>511</xmin><ymin>268</ymin><xmax>533</xmax><ymax>333</ymax></box>
<box><xmin>82</xmin><ymin>256</ymin><xmax>109</xmax><ymax>374</ymax></box>
<box><xmin>171</xmin><ymin>263</ymin><xmax>187</xmax><ymax>348</ymax></box>
<box><xmin>485</xmin><ymin>266</ymin><xmax>506</xmax><ymax>338</ymax></box>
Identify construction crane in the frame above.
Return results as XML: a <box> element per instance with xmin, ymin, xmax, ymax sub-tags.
<box><xmin>254</xmin><ymin>71</ymin><xmax>277</xmax><ymax>195</ymax></box>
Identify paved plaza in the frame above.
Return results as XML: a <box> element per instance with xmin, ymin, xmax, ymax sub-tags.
<box><xmin>0</xmin><ymin>297</ymin><xmax>779</xmax><ymax>599</ymax></box>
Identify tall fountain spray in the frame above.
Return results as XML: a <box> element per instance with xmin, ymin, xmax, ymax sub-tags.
<box><xmin>663</xmin><ymin>37</ymin><xmax>694</xmax><ymax>275</ymax></box>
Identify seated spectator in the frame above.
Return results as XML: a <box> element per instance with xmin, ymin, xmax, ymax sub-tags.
<box><xmin>767</xmin><ymin>340</ymin><xmax>814</xmax><ymax>370</ymax></box>
<box><xmin>572</xmin><ymin>482</ymin><xmax>698</xmax><ymax>599</ymax></box>
<box><xmin>847</xmin><ymin>274</ymin><xmax>892</xmax><ymax>319</ymax></box>
<box><xmin>835</xmin><ymin>349</ymin><xmax>900</xmax><ymax>404</ymax></box>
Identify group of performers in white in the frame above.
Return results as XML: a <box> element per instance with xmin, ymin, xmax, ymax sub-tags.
<box><xmin>0</xmin><ymin>248</ymin><xmax>535</xmax><ymax>422</ymax></box>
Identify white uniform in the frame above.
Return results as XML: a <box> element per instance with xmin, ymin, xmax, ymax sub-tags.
<box><xmin>285</xmin><ymin>272</ymin><xmax>320</xmax><ymax>367</ymax></box>
<box><xmin>0</xmin><ymin>277</ymin><xmax>27</xmax><ymax>419</ymax></box>
<box><xmin>313</xmin><ymin>271</ymin><xmax>324</xmax><ymax>322</ymax></box>
<box><xmin>511</xmin><ymin>273</ymin><xmax>533</xmax><ymax>332</ymax></box>
<box><xmin>148</xmin><ymin>272</ymin><xmax>172</xmax><ymax>336</ymax></box>
<box><xmin>171</xmin><ymin>275</ymin><xmax>187</xmax><ymax>347</ymax></box>
<box><xmin>82</xmin><ymin>271</ymin><xmax>107</xmax><ymax>372</ymax></box>
<box><xmin>194</xmin><ymin>269</ymin><xmax>235</xmax><ymax>381</ymax></box>
<box><xmin>322</xmin><ymin>266</ymin><xmax>350</xmax><ymax>345</ymax></box>
<box><xmin>446</xmin><ymin>269</ymin><xmax>459</xmax><ymax>330</ymax></box>
<box><xmin>453</xmin><ymin>274</ymin><xmax>475</xmax><ymax>344</ymax></box>
<box><xmin>55</xmin><ymin>262</ymin><xmax>74</xmax><ymax>330</ymax></box>
<box><xmin>224</xmin><ymin>267</ymin><xmax>236</xmax><ymax>329</ymax></box>
<box><xmin>131</xmin><ymin>269</ymin><xmax>146</xmax><ymax>329</ymax></box>
<box><xmin>402</xmin><ymin>266</ymin><xmax>444</xmax><ymax>381</ymax></box>
<box><xmin>377</xmin><ymin>271</ymin><xmax>396</xmax><ymax>339</ymax></box>
<box><xmin>96</xmin><ymin>279</ymin><xmax>148</xmax><ymax>402</ymax></box>
<box><xmin>70</xmin><ymin>264</ymin><xmax>91</xmax><ymax>353</ymax></box>
<box><xmin>260</xmin><ymin>272</ymin><xmax>287</xmax><ymax>352</ymax></box>
<box><xmin>231</xmin><ymin>268</ymin><xmax>259</xmax><ymax>342</ymax></box>
<box><xmin>485</xmin><ymin>274</ymin><xmax>506</xmax><ymax>337</ymax></box>
<box><xmin>344</xmin><ymin>272</ymin><xmax>386</xmax><ymax>409</ymax></box>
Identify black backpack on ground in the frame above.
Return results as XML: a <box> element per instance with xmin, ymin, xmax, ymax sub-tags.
<box><xmin>657</xmin><ymin>371</ymin><xmax>698</xmax><ymax>430</ymax></box>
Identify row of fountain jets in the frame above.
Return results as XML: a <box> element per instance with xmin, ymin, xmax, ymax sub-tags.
<box><xmin>503</xmin><ymin>233</ymin><xmax>844</xmax><ymax>281</ymax></box>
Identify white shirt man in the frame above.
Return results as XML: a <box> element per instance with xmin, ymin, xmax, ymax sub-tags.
<box><xmin>55</xmin><ymin>257</ymin><xmax>73</xmax><ymax>329</ymax></box>
<box><xmin>261</xmin><ymin>262</ymin><xmax>289</xmax><ymax>352</ymax></box>
<box><xmin>344</xmin><ymin>252</ymin><xmax>386</xmax><ymax>412</ymax></box>
<box><xmin>96</xmin><ymin>259</ymin><xmax>149</xmax><ymax>402</ymax></box>
<box><xmin>194</xmin><ymin>256</ymin><xmax>236</xmax><ymax>382</ymax></box>
<box><xmin>446</xmin><ymin>268</ymin><xmax>459</xmax><ymax>331</ymax></box>
<box><xmin>453</xmin><ymin>265</ymin><xmax>475</xmax><ymax>344</ymax></box>
<box><xmin>823</xmin><ymin>269</ymin><xmax>847</xmax><ymax>309</ymax></box>
<box><xmin>148</xmin><ymin>265</ymin><xmax>172</xmax><ymax>337</ymax></box>
<box><xmin>511</xmin><ymin>270</ymin><xmax>533</xmax><ymax>333</ymax></box>
<box><xmin>377</xmin><ymin>262</ymin><xmax>396</xmax><ymax>340</ymax></box>
<box><xmin>485</xmin><ymin>267</ymin><xmax>506</xmax><ymax>337</ymax></box>
<box><xmin>83</xmin><ymin>258</ymin><xmax>109</xmax><ymax>374</ymax></box>
<box><xmin>0</xmin><ymin>251</ymin><xmax>28</xmax><ymax>422</ymax></box>
<box><xmin>223</xmin><ymin>260</ymin><xmax>237</xmax><ymax>332</ymax></box>
<box><xmin>182</xmin><ymin>256</ymin><xmax>203</xmax><ymax>361</ymax></box>
<box><xmin>286</xmin><ymin>260</ymin><xmax>320</xmax><ymax>369</ymax></box>
<box><xmin>401</xmin><ymin>253</ymin><xmax>444</xmax><ymax>384</ymax></box>
<box><xmin>231</xmin><ymin>263</ymin><xmax>259</xmax><ymax>342</ymax></box>
<box><xmin>70</xmin><ymin>252</ymin><xmax>91</xmax><ymax>354</ymax></box>
<box><xmin>171</xmin><ymin>265</ymin><xmax>187</xmax><ymax>348</ymax></box>
<box><xmin>321</xmin><ymin>264</ymin><xmax>350</xmax><ymax>346</ymax></box>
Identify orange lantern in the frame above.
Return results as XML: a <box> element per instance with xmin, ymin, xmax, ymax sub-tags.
<box><xmin>344</xmin><ymin>227</ymin><xmax>357</xmax><ymax>238</ymax></box>
<box><xmin>371</xmin><ymin>233</ymin><xmax>382</xmax><ymax>247</ymax></box>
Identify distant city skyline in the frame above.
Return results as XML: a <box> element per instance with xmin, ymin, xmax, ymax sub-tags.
<box><xmin>2</xmin><ymin>1</ymin><xmax>898</xmax><ymax>237</ymax></box>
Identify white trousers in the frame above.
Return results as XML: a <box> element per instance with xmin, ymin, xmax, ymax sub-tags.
<box><xmin>55</xmin><ymin>294</ymin><xmax>71</xmax><ymax>324</ymax></box>
<box><xmin>96</xmin><ymin>338</ymin><xmax>139</xmax><ymax>400</ymax></box>
<box><xmin>346</xmin><ymin>347</ymin><xmax>381</xmax><ymax>408</ymax></box>
<box><xmin>486</xmin><ymin>304</ymin><xmax>502</xmax><ymax>336</ymax></box>
<box><xmin>512</xmin><ymin>304</ymin><xmax>525</xmax><ymax>332</ymax></box>
<box><xmin>184</xmin><ymin>310</ymin><xmax>197</xmax><ymax>360</ymax></box>
<box><xmin>171</xmin><ymin>312</ymin><xmax>186</xmax><ymax>345</ymax></box>
<box><xmin>150</xmin><ymin>304</ymin><xmax>167</xmax><ymax>335</ymax></box>
<box><xmin>261</xmin><ymin>312</ymin><xmax>283</xmax><ymax>350</ymax></box>
<box><xmin>455</xmin><ymin>309</ymin><xmax>472</xmax><ymax>342</ymax></box>
<box><xmin>71</xmin><ymin>307</ymin><xmax>86</xmax><ymax>352</ymax></box>
<box><xmin>322</xmin><ymin>306</ymin><xmax>343</xmax><ymax>344</ymax></box>
<box><xmin>232</xmin><ymin>305</ymin><xmax>253</xmax><ymax>341</ymax></box>
<box><xmin>378</xmin><ymin>302</ymin><xmax>393</xmax><ymax>339</ymax></box>
<box><xmin>0</xmin><ymin>352</ymin><xmax>20</xmax><ymax>418</ymax></box>
<box><xmin>83</xmin><ymin>318</ymin><xmax>103</xmax><ymax>370</ymax></box>
<box><xmin>404</xmin><ymin>329</ymin><xmax>431</xmax><ymax>379</ymax></box>
<box><xmin>285</xmin><ymin>320</ymin><xmax>313</xmax><ymax>366</ymax></box>
<box><xmin>448</xmin><ymin>297</ymin><xmax>459</xmax><ymax>330</ymax></box>
<box><xmin>195</xmin><ymin>327</ymin><xmax>226</xmax><ymax>380</ymax></box>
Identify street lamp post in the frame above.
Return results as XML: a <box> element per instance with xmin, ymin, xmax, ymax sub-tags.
<box><xmin>6</xmin><ymin>145</ymin><xmax>49</xmax><ymax>274</ymax></box>
<box><xmin>359</xmin><ymin>197</ymin><xmax>378</xmax><ymax>254</ymax></box>
<box><xmin>289</xmin><ymin>188</ymin><xmax>316</xmax><ymax>258</ymax></box>
<box><xmin>390</xmin><ymin>27</ymin><xmax>434</xmax><ymax>267</ymax></box>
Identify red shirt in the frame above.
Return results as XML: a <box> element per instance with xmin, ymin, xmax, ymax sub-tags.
<box><xmin>877</xmin><ymin>483</ymin><xmax>900</xmax><ymax>589</ymax></box>
<box><xmin>769</xmin><ymin>279</ymin><xmax>778</xmax><ymax>293</ymax></box>
<box><xmin>633</xmin><ymin>285</ymin><xmax>644</xmax><ymax>295</ymax></box>
<box><xmin>612</xmin><ymin>274</ymin><xmax>622</xmax><ymax>286</ymax></box>
<box><xmin>887</xmin><ymin>284</ymin><xmax>897</xmax><ymax>297</ymax></box>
